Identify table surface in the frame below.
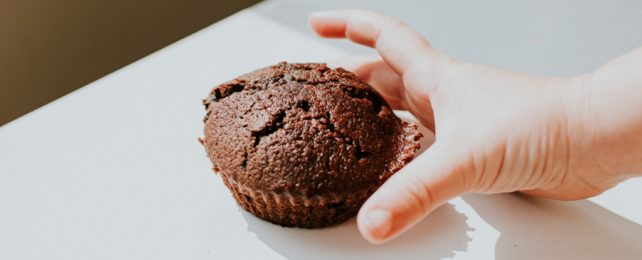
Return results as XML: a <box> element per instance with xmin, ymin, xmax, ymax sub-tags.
<box><xmin>2</xmin><ymin>1</ymin><xmax>642</xmax><ymax>259</ymax></box>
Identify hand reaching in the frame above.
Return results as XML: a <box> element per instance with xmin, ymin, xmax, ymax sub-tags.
<box><xmin>309</xmin><ymin>10</ymin><xmax>642</xmax><ymax>244</ymax></box>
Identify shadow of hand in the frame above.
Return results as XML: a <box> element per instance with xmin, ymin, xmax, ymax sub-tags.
<box><xmin>464</xmin><ymin>194</ymin><xmax>642</xmax><ymax>259</ymax></box>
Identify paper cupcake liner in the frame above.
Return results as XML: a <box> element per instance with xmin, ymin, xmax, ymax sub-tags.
<box><xmin>211</xmin><ymin>122</ymin><xmax>421</xmax><ymax>228</ymax></box>
<box><xmin>220</xmin><ymin>175</ymin><xmax>376</xmax><ymax>228</ymax></box>
<box><xmin>388</xmin><ymin>122</ymin><xmax>423</xmax><ymax>173</ymax></box>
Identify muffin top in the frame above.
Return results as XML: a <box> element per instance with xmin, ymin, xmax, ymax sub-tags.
<box><xmin>203</xmin><ymin>62</ymin><xmax>421</xmax><ymax>196</ymax></box>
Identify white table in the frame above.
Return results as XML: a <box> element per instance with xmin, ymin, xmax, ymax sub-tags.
<box><xmin>2</xmin><ymin>1</ymin><xmax>641</xmax><ymax>259</ymax></box>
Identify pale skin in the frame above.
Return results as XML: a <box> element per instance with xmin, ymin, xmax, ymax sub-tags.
<box><xmin>308</xmin><ymin>10</ymin><xmax>642</xmax><ymax>244</ymax></box>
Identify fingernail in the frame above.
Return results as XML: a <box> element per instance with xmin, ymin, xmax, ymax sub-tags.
<box><xmin>366</xmin><ymin>209</ymin><xmax>392</xmax><ymax>239</ymax></box>
<box><xmin>309</xmin><ymin>11</ymin><xmax>335</xmax><ymax>19</ymax></box>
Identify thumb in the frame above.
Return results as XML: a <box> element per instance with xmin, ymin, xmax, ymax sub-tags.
<box><xmin>357</xmin><ymin>141</ymin><xmax>469</xmax><ymax>244</ymax></box>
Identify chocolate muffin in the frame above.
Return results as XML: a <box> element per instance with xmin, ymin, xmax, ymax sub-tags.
<box><xmin>202</xmin><ymin>62</ymin><xmax>422</xmax><ymax>228</ymax></box>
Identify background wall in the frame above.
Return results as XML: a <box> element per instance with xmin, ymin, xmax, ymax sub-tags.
<box><xmin>0</xmin><ymin>0</ymin><xmax>260</xmax><ymax>125</ymax></box>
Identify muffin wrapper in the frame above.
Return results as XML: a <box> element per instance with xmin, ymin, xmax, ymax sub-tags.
<box><xmin>220</xmin><ymin>175</ymin><xmax>377</xmax><ymax>228</ymax></box>
<box><xmin>213</xmin><ymin>122</ymin><xmax>422</xmax><ymax>228</ymax></box>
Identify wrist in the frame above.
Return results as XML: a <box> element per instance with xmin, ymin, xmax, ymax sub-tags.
<box><xmin>565</xmin><ymin>72</ymin><xmax>641</xmax><ymax>180</ymax></box>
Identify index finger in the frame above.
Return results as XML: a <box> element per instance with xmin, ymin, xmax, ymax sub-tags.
<box><xmin>309</xmin><ymin>10</ymin><xmax>434</xmax><ymax>76</ymax></box>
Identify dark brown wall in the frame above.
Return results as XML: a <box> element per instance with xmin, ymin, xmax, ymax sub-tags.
<box><xmin>0</xmin><ymin>0</ymin><xmax>260</xmax><ymax>125</ymax></box>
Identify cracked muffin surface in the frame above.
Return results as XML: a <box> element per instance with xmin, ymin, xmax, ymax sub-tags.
<box><xmin>202</xmin><ymin>62</ymin><xmax>421</xmax><ymax>227</ymax></box>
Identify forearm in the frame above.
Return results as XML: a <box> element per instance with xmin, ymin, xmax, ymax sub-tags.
<box><xmin>579</xmin><ymin>47</ymin><xmax>642</xmax><ymax>176</ymax></box>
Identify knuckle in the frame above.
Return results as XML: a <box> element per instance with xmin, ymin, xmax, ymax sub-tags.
<box><xmin>396</xmin><ymin>175</ymin><xmax>434</xmax><ymax>214</ymax></box>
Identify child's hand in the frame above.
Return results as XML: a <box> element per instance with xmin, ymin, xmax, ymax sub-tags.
<box><xmin>309</xmin><ymin>10</ymin><xmax>642</xmax><ymax>244</ymax></box>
